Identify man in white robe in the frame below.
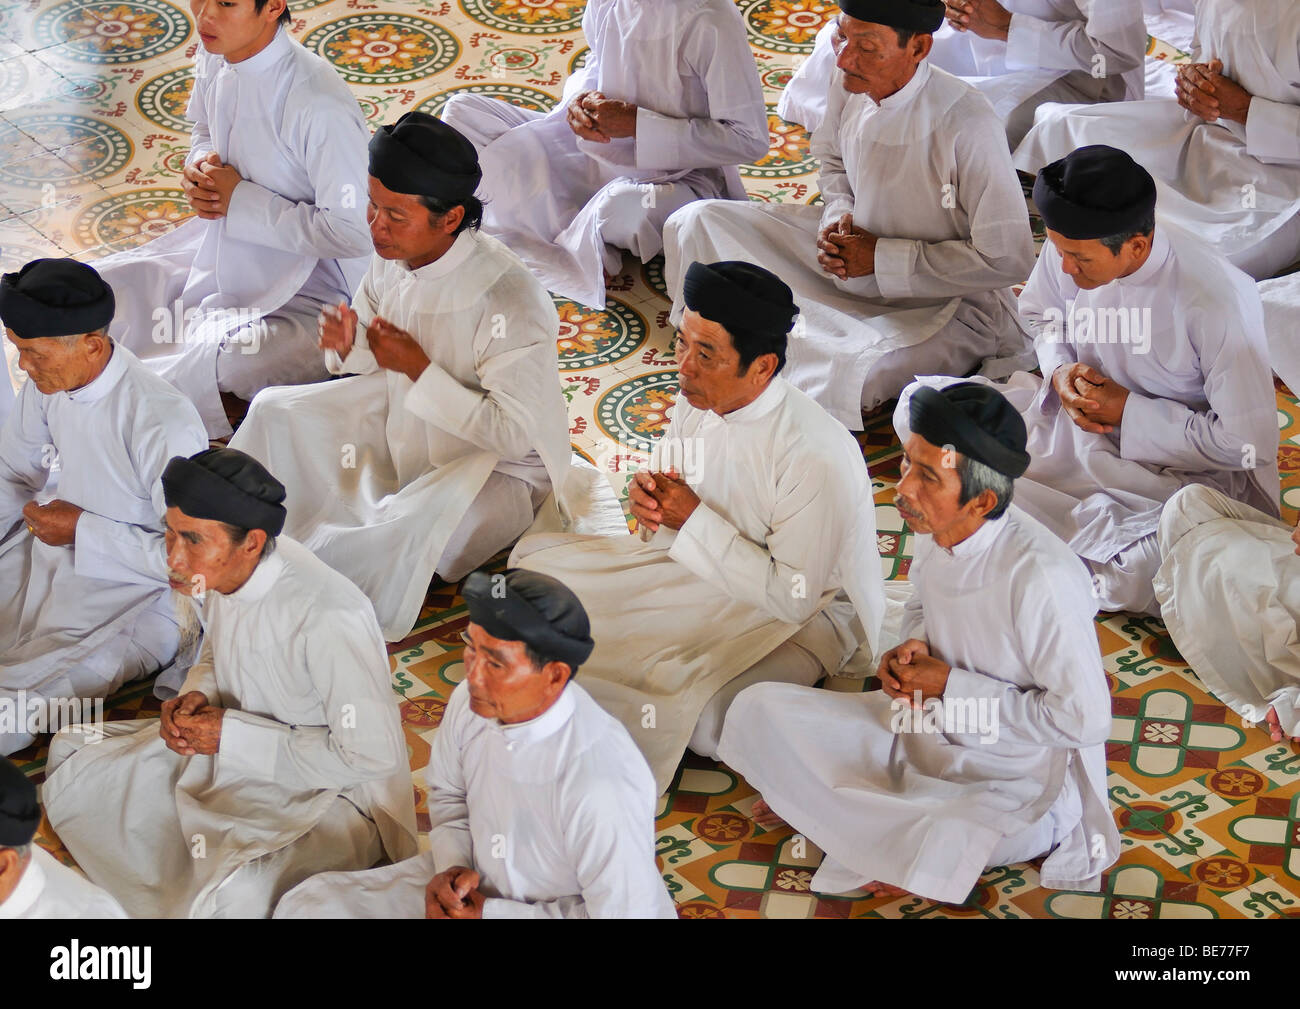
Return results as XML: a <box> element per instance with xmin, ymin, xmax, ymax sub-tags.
<box><xmin>440</xmin><ymin>0</ymin><xmax>767</xmax><ymax>309</ymax></box>
<box><xmin>720</xmin><ymin>382</ymin><xmax>1119</xmax><ymax>903</ymax></box>
<box><xmin>665</xmin><ymin>1</ymin><xmax>1036</xmax><ymax>431</ymax></box>
<box><xmin>1016</xmin><ymin>0</ymin><xmax>1300</xmax><ymax>281</ymax></box>
<box><xmin>92</xmin><ymin>0</ymin><xmax>371</xmax><ymax>438</ymax></box>
<box><xmin>230</xmin><ymin>113</ymin><xmax>623</xmax><ymax>642</ymax></box>
<box><xmin>1154</xmin><ymin>484</ymin><xmax>1300</xmax><ymax>743</ymax></box>
<box><xmin>0</xmin><ymin>259</ymin><xmax>207</xmax><ymax>756</ymax></box>
<box><xmin>779</xmin><ymin>0</ymin><xmax>1146</xmax><ymax>146</ymax></box>
<box><xmin>510</xmin><ymin>261</ymin><xmax>887</xmax><ymax>793</ymax></box>
<box><xmin>276</xmin><ymin>569</ymin><xmax>676</xmax><ymax>919</ymax></box>
<box><xmin>0</xmin><ymin>758</ymin><xmax>127</xmax><ymax>919</ymax></box>
<box><xmin>903</xmin><ymin>145</ymin><xmax>1279</xmax><ymax>615</ymax></box>
<box><xmin>41</xmin><ymin>448</ymin><xmax>418</xmax><ymax>918</ymax></box>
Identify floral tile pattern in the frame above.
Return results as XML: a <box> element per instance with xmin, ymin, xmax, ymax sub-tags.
<box><xmin>4</xmin><ymin>1</ymin><xmax>1296</xmax><ymax>919</ymax></box>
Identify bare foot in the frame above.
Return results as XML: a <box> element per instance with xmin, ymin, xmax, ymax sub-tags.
<box><xmin>863</xmin><ymin>881</ymin><xmax>909</xmax><ymax>898</ymax></box>
<box><xmin>1264</xmin><ymin>706</ymin><xmax>1295</xmax><ymax>744</ymax></box>
<box><xmin>751</xmin><ymin>797</ymin><xmax>788</xmax><ymax>829</ymax></box>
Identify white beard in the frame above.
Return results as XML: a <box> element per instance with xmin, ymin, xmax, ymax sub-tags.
<box><xmin>171</xmin><ymin>588</ymin><xmax>203</xmax><ymax>655</ymax></box>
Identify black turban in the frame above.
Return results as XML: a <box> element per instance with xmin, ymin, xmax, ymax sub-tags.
<box><xmin>909</xmin><ymin>382</ymin><xmax>1030</xmax><ymax>479</ymax></box>
<box><xmin>682</xmin><ymin>260</ymin><xmax>799</xmax><ymax>337</ymax></box>
<box><xmin>368</xmin><ymin>111</ymin><xmax>482</xmax><ymax>202</ymax></box>
<box><xmin>1033</xmin><ymin>145</ymin><xmax>1158</xmax><ymax>241</ymax></box>
<box><xmin>0</xmin><ymin>757</ymin><xmax>39</xmax><ymax>848</ymax></box>
<box><xmin>162</xmin><ymin>447</ymin><xmax>287</xmax><ymax>536</ymax></box>
<box><xmin>840</xmin><ymin>0</ymin><xmax>945</xmax><ymax>33</ymax></box>
<box><xmin>463</xmin><ymin>568</ymin><xmax>595</xmax><ymax>670</ymax></box>
<box><xmin>0</xmin><ymin>258</ymin><xmax>115</xmax><ymax>341</ymax></box>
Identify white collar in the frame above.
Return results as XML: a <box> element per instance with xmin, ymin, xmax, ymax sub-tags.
<box><xmin>223</xmin><ymin>550</ymin><xmax>286</xmax><ymax>604</ymax></box>
<box><xmin>878</xmin><ymin>60</ymin><xmax>931</xmax><ymax>110</ymax></box>
<box><xmin>398</xmin><ymin>230</ymin><xmax>477</xmax><ymax>282</ymax></box>
<box><xmin>0</xmin><ymin>850</ymin><xmax>45</xmax><ymax>919</ymax></box>
<box><xmin>1115</xmin><ymin>226</ymin><xmax>1172</xmax><ymax>290</ymax></box>
<box><xmin>223</xmin><ymin>26</ymin><xmax>292</xmax><ymax>77</ymax></box>
<box><xmin>932</xmin><ymin>510</ymin><xmax>1008</xmax><ymax>560</ymax></box>
<box><xmin>710</xmin><ymin>376</ymin><xmax>786</xmax><ymax>425</ymax></box>
<box><xmin>59</xmin><ymin>343</ymin><xmax>124</xmax><ymax>405</ymax></box>
<box><xmin>492</xmin><ymin>687</ymin><xmax>576</xmax><ymax>747</ymax></box>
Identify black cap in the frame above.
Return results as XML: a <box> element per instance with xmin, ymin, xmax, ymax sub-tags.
<box><xmin>0</xmin><ymin>258</ymin><xmax>115</xmax><ymax>341</ymax></box>
<box><xmin>368</xmin><ymin>111</ymin><xmax>482</xmax><ymax>202</ymax></box>
<box><xmin>1033</xmin><ymin>145</ymin><xmax>1158</xmax><ymax>241</ymax></box>
<box><xmin>909</xmin><ymin>382</ymin><xmax>1030</xmax><ymax>479</ymax></box>
<box><xmin>0</xmin><ymin>757</ymin><xmax>39</xmax><ymax>847</ymax></box>
<box><xmin>162</xmin><ymin>447</ymin><xmax>287</xmax><ymax>537</ymax></box>
<box><xmin>682</xmin><ymin>260</ymin><xmax>799</xmax><ymax>337</ymax></box>
<box><xmin>840</xmin><ymin>0</ymin><xmax>945</xmax><ymax>33</ymax></box>
<box><xmin>463</xmin><ymin>568</ymin><xmax>595</xmax><ymax>670</ymax></box>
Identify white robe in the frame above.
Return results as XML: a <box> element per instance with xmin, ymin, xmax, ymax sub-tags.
<box><xmin>718</xmin><ymin>506</ymin><xmax>1120</xmax><ymax>904</ymax></box>
<box><xmin>1258</xmin><ymin>269</ymin><xmax>1300</xmax><ymax>395</ymax></box>
<box><xmin>1015</xmin><ymin>0</ymin><xmax>1300</xmax><ymax>281</ymax></box>
<box><xmin>275</xmin><ymin>681</ymin><xmax>676</xmax><ymax>919</ymax></box>
<box><xmin>441</xmin><ymin>0</ymin><xmax>767</xmax><ymax>309</ymax></box>
<box><xmin>0</xmin><ymin>847</ymin><xmax>127</xmax><ymax>919</ymax></box>
<box><xmin>91</xmin><ymin>27</ymin><xmax>371</xmax><ymax>438</ymax></box>
<box><xmin>230</xmin><ymin>230</ymin><xmax>624</xmax><ymax>642</ymax></box>
<box><xmin>41</xmin><ymin>538</ymin><xmax>419</xmax><ymax>919</ymax></box>
<box><xmin>1154</xmin><ymin>483</ymin><xmax>1300</xmax><ymax>739</ymax></box>
<box><xmin>897</xmin><ymin>226</ymin><xmax>1280</xmax><ymax>613</ymax></box>
<box><xmin>0</xmin><ymin>346</ymin><xmax>207</xmax><ymax>755</ymax></box>
<box><xmin>509</xmin><ymin>376</ymin><xmax>887</xmax><ymax>793</ymax></box>
<box><xmin>778</xmin><ymin>2</ymin><xmax>1146</xmax><ymax>145</ymax></box>
<box><xmin>665</xmin><ymin>61</ymin><xmax>1036</xmax><ymax>430</ymax></box>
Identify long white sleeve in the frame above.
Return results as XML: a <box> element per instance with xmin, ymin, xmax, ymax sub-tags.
<box><xmin>0</xmin><ymin>383</ymin><xmax>51</xmax><ymax>529</ymax></box>
<box><xmin>1004</xmin><ymin>1</ymin><xmax>1146</xmax><ymax>77</ymax></box>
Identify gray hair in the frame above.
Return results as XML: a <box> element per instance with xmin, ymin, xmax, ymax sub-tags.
<box><xmin>3</xmin><ymin>842</ymin><xmax>31</xmax><ymax>861</ymax></box>
<box><xmin>220</xmin><ymin>522</ymin><xmax>277</xmax><ymax>560</ymax></box>
<box><xmin>1098</xmin><ymin>210</ymin><xmax>1156</xmax><ymax>256</ymax></box>
<box><xmin>54</xmin><ymin>329</ymin><xmax>111</xmax><ymax>349</ymax></box>
<box><xmin>956</xmin><ymin>454</ymin><xmax>1014</xmax><ymax>519</ymax></box>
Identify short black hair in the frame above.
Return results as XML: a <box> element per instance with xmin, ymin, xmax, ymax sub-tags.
<box><xmin>893</xmin><ymin>28</ymin><xmax>917</xmax><ymax>47</ymax></box>
<box><xmin>252</xmin><ymin>0</ymin><xmax>291</xmax><ymax>27</ymax></box>
<box><xmin>1098</xmin><ymin>210</ymin><xmax>1156</xmax><ymax>256</ymax></box>
<box><xmin>726</xmin><ymin>324</ymin><xmax>787</xmax><ymax>376</ymax></box>
<box><xmin>522</xmin><ymin>643</ymin><xmax>577</xmax><ymax>686</ymax></box>
<box><xmin>221</xmin><ymin>521</ymin><xmax>277</xmax><ymax>559</ymax></box>
<box><xmin>417</xmin><ymin>193</ymin><xmax>484</xmax><ymax>236</ymax></box>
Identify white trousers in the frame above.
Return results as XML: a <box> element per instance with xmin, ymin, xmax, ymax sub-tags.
<box><xmin>435</xmin><ymin>471</ymin><xmax>548</xmax><ymax>583</ymax></box>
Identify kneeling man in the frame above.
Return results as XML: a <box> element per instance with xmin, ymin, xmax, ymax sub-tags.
<box><xmin>511</xmin><ymin>261</ymin><xmax>887</xmax><ymax>793</ymax></box>
<box><xmin>41</xmin><ymin>448</ymin><xmax>418</xmax><ymax>918</ymax></box>
<box><xmin>276</xmin><ymin>569</ymin><xmax>676</xmax><ymax>919</ymax></box>
<box><xmin>719</xmin><ymin>383</ymin><xmax>1119</xmax><ymax>903</ymax></box>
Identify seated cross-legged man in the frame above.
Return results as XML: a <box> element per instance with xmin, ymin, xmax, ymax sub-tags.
<box><xmin>0</xmin><ymin>259</ymin><xmax>207</xmax><ymax>756</ymax></box>
<box><xmin>440</xmin><ymin>0</ymin><xmax>767</xmax><ymax>309</ymax></box>
<box><xmin>41</xmin><ymin>448</ymin><xmax>418</xmax><ymax>919</ymax></box>
<box><xmin>901</xmin><ymin>144</ymin><xmax>1279</xmax><ymax>615</ymax></box>
<box><xmin>231</xmin><ymin>113</ymin><xmax>624</xmax><ymax>643</ymax></box>
<box><xmin>665</xmin><ymin>0</ymin><xmax>1036</xmax><ymax>432</ymax></box>
<box><xmin>509</xmin><ymin>261</ymin><xmax>887</xmax><ymax>794</ymax></box>
<box><xmin>719</xmin><ymin>383</ymin><xmax>1119</xmax><ymax>904</ymax></box>
<box><xmin>275</xmin><ymin>569</ymin><xmax>676</xmax><ymax>919</ymax></box>
<box><xmin>91</xmin><ymin>0</ymin><xmax>372</xmax><ymax>437</ymax></box>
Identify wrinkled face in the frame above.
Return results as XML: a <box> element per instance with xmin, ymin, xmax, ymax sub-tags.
<box><xmin>164</xmin><ymin>506</ymin><xmax>265</xmax><ymax>597</ymax></box>
<box><xmin>461</xmin><ymin>622</ymin><xmax>569</xmax><ymax>725</ymax></box>
<box><xmin>366</xmin><ymin>176</ymin><xmax>461</xmax><ymax>267</ymax></box>
<box><xmin>189</xmin><ymin>0</ymin><xmax>282</xmax><ymax>59</ymax></box>
<box><xmin>1047</xmin><ymin>229</ymin><xmax>1149</xmax><ymax>291</ymax></box>
<box><xmin>830</xmin><ymin>14</ymin><xmax>928</xmax><ymax>101</ymax></box>
<box><xmin>673</xmin><ymin>308</ymin><xmax>773</xmax><ymax>416</ymax></box>
<box><xmin>7</xmin><ymin>329</ymin><xmax>100</xmax><ymax>395</ymax></box>
<box><xmin>894</xmin><ymin>434</ymin><xmax>979</xmax><ymax>538</ymax></box>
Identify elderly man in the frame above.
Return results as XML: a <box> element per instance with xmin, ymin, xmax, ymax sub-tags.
<box><xmin>231</xmin><ymin>113</ymin><xmax>622</xmax><ymax>642</ymax></box>
<box><xmin>908</xmin><ymin>145</ymin><xmax>1279</xmax><ymax>614</ymax></box>
<box><xmin>0</xmin><ymin>259</ymin><xmax>207</xmax><ymax>756</ymax></box>
<box><xmin>92</xmin><ymin>0</ymin><xmax>371</xmax><ymax>437</ymax></box>
<box><xmin>440</xmin><ymin>0</ymin><xmax>766</xmax><ymax>309</ymax></box>
<box><xmin>1016</xmin><ymin>0</ymin><xmax>1300</xmax><ymax>281</ymax></box>
<box><xmin>510</xmin><ymin>261</ymin><xmax>886</xmax><ymax>793</ymax></box>
<box><xmin>276</xmin><ymin>569</ymin><xmax>676</xmax><ymax>919</ymax></box>
<box><xmin>665</xmin><ymin>1</ymin><xmax>1036</xmax><ymax>431</ymax></box>
<box><xmin>0</xmin><ymin>757</ymin><xmax>126</xmax><ymax>919</ymax></box>
<box><xmin>779</xmin><ymin>0</ymin><xmax>1146</xmax><ymax>146</ymax></box>
<box><xmin>41</xmin><ymin>448</ymin><xmax>418</xmax><ymax>918</ymax></box>
<box><xmin>720</xmin><ymin>383</ymin><xmax>1118</xmax><ymax>903</ymax></box>
<box><xmin>1154</xmin><ymin>485</ymin><xmax>1300</xmax><ymax>744</ymax></box>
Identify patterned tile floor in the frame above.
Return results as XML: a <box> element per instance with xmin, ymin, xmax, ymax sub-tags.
<box><xmin>4</xmin><ymin>1</ymin><xmax>1298</xmax><ymax>919</ymax></box>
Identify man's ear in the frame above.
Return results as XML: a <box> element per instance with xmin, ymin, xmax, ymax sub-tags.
<box><xmin>244</xmin><ymin>528</ymin><xmax>268</xmax><ymax>558</ymax></box>
<box><xmin>543</xmin><ymin>661</ymin><xmax>572</xmax><ymax>693</ymax></box>
<box><xmin>911</xmin><ymin>33</ymin><xmax>934</xmax><ymax>63</ymax></box>
<box><xmin>440</xmin><ymin>204</ymin><xmax>466</xmax><ymax>236</ymax></box>
<box><xmin>968</xmin><ymin>488</ymin><xmax>1000</xmax><ymax>521</ymax></box>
